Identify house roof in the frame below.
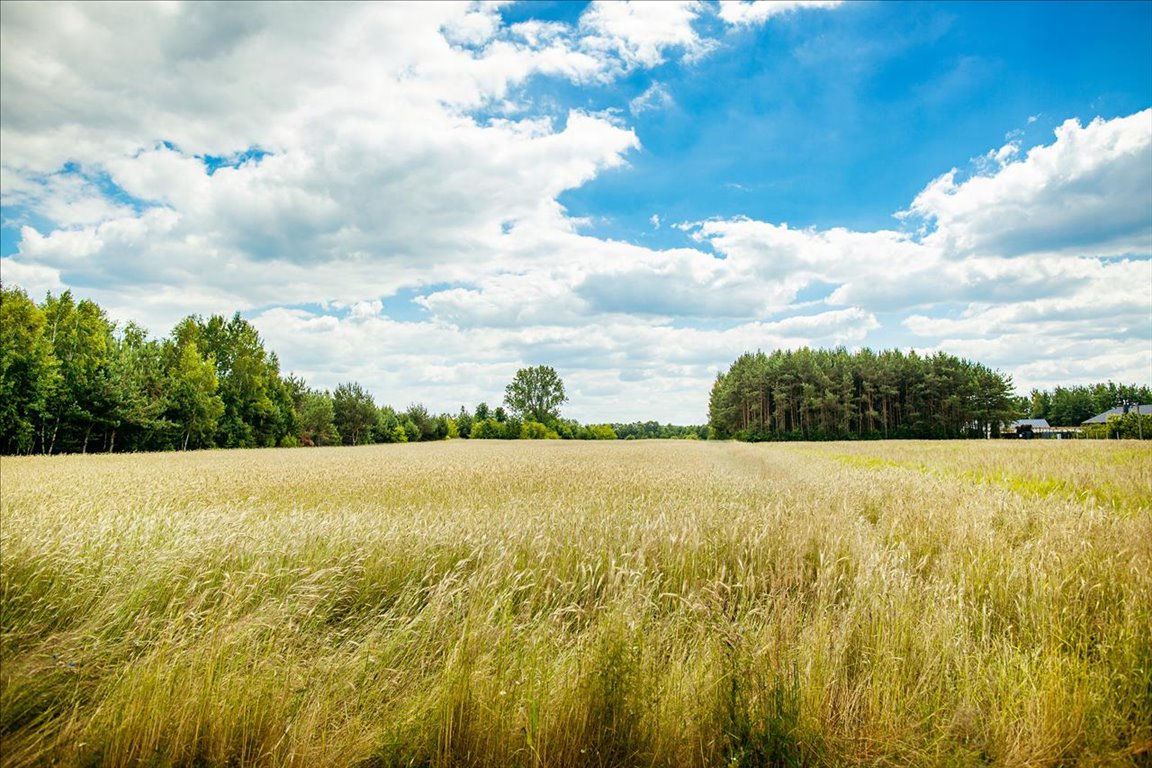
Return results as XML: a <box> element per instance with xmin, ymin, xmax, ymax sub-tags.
<box><xmin>1010</xmin><ymin>419</ymin><xmax>1050</xmax><ymax>429</ymax></box>
<box><xmin>1082</xmin><ymin>404</ymin><xmax>1152</xmax><ymax>424</ymax></box>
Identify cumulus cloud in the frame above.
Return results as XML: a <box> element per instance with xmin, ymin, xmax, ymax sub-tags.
<box><xmin>718</xmin><ymin>1</ymin><xmax>844</xmax><ymax>27</ymax></box>
<box><xmin>579</xmin><ymin>1</ymin><xmax>709</xmax><ymax>71</ymax></box>
<box><xmin>904</xmin><ymin>110</ymin><xmax>1152</xmax><ymax>258</ymax></box>
<box><xmin>0</xmin><ymin>258</ymin><xmax>65</xmax><ymax>298</ymax></box>
<box><xmin>1</xmin><ymin>1</ymin><xmax>644</xmax><ymax>329</ymax></box>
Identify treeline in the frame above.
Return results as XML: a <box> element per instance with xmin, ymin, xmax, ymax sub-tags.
<box><xmin>708</xmin><ymin>347</ymin><xmax>1017</xmax><ymax>441</ymax></box>
<box><xmin>314</xmin><ymin>392</ymin><xmax>625</xmax><ymax>446</ymax></box>
<box><xmin>1021</xmin><ymin>383</ymin><xmax>1152</xmax><ymax>426</ymax></box>
<box><xmin>3</xmin><ymin>285</ymin><xmax>306</xmax><ymax>454</ymax></box>
<box><xmin>0</xmin><ymin>286</ymin><xmax>687</xmax><ymax>455</ymax></box>
<box><xmin>613</xmin><ymin>421</ymin><xmax>707</xmax><ymax>440</ymax></box>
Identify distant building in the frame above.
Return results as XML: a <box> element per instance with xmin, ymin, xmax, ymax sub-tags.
<box><xmin>1002</xmin><ymin>418</ymin><xmax>1080</xmax><ymax>439</ymax></box>
<box><xmin>1082</xmin><ymin>404</ymin><xmax>1152</xmax><ymax>424</ymax></box>
<box><xmin>1004</xmin><ymin>419</ymin><xmax>1047</xmax><ymax>439</ymax></box>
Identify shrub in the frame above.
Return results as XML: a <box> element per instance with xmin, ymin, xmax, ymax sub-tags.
<box><xmin>520</xmin><ymin>421</ymin><xmax>560</xmax><ymax>440</ymax></box>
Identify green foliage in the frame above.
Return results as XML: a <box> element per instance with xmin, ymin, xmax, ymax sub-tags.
<box><xmin>332</xmin><ymin>382</ymin><xmax>377</xmax><ymax>445</ymax></box>
<box><xmin>504</xmin><ymin>365</ymin><xmax>568</xmax><ymax>424</ymax></box>
<box><xmin>106</xmin><ymin>323</ymin><xmax>173</xmax><ymax>452</ymax></box>
<box><xmin>613</xmin><ymin>421</ymin><xmax>706</xmax><ymax>440</ymax></box>
<box><xmin>298</xmin><ymin>390</ymin><xmax>340</xmax><ymax>446</ymax></box>
<box><xmin>39</xmin><ymin>291</ymin><xmax>123</xmax><ymax>453</ymax></box>
<box><xmin>374</xmin><ymin>405</ymin><xmax>399</xmax><ymax>443</ymax></box>
<box><xmin>1025</xmin><ymin>382</ymin><xmax>1152</xmax><ymax>426</ymax></box>
<box><xmin>709</xmin><ymin>347</ymin><xmax>1019</xmax><ymax>441</ymax></box>
<box><xmin>403</xmin><ymin>403</ymin><xmax>445</xmax><ymax>442</ymax></box>
<box><xmin>0</xmin><ymin>285</ymin><xmax>59</xmax><ymax>454</ymax></box>
<box><xmin>455</xmin><ymin>406</ymin><xmax>473</xmax><ymax>439</ymax></box>
<box><xmin>188</xmin><ymin>313</ymin><xmax>297</xmax><ymax>448</ymax></box>
<box><xmin>585</xmin><ymin>423</ymin><xmax>619</xmax><ymax>440</ymax></box>
<box><xmin>569</xmin><ymin>421</ymin><xmax>622</xmax><ymax>437</ymax></box>
<box><xmin>402</xmin><ymin>418</ymin><xmax>421</xmax><ymax>443</ymax></box>
<box><xmin>468</xmin><ymin>418</ymin><xmax>505</xmax><ymax>439</ymax></box>
<box><xmin>1083</xmin><ymin>413</ymin><xmax>1152</xmax><ymax>440</ymax></box>
<box><xmin>519</xmin><ymin>420</ymin><xmax>559</xmax><ymax>439</ymax></box>
<box><xmin>167</xmin><ymin>341</ymin><xmax>225</xmax><ymax>450</ymax></box>
<box><xmin>14</xmin><ymin>287</ymin><xmax>1121</xmax><ymax>456</ymax></box>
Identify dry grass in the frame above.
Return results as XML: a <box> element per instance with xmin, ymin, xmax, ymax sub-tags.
<box><xmin>1</xmin><ymin>440</ymin><xmax>1149</xmax><ymax>767</ymax></box>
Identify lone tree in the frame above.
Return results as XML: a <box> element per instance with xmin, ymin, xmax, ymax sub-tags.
<box><xmin>504</xmin><ymin>365</ymin><xmax>567</xmax><ymax>424</ymax></box>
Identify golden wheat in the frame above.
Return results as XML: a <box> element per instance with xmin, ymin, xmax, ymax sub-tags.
<box><xmin>1</xmin><ymin>440</ymin><xmax>1149</xmax><ymax>766</ymax></box>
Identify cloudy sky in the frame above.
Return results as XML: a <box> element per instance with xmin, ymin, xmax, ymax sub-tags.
<box><xmin>2</xmin><ymin>1</ymin><xmax>1150</xmax><ymax>423</ymax></box>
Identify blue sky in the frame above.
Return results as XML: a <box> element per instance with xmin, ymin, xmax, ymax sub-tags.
<box><xmin>1</xmin><ymin>1</ymin><xmax>1150</xmax><ymax>423</ymax></box>
<box><xmin>562</xmin><ymin>1</ymin><xmax>1152</xmax><ymax>237</ymax></box>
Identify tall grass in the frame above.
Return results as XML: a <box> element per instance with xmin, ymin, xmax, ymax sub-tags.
<box><xmin>2</xmin><ymin>440</ymin><xmax>1149</xmax><ymax>766</ymax></box>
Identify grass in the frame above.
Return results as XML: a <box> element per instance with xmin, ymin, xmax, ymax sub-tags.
<box><xmin>1</xmin><ymin>440</ymin><xmax>1150</xmax><ymax>767</ymax></box>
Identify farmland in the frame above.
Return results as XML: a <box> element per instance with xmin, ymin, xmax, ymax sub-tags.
<box><xmin>1</xmin><ymin>440</ymin><xmax>1150</xmax><ymax>767</ymax></box>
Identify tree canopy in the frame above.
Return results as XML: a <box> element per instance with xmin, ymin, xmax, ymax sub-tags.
<box><xmin>4</xmin><ymin>285</ymin><xmax>1148</xmax><ymax>453</ymax></box>
<box><xmin>0</xmin><ymin>287</ymin><xmax>637</xmax><ymax>453</ymax></box>
<box><xmin>1021</xmin><ymin>382</ymin><xmax>1152</xmax><ymax>426</ymax></box>
<box><xmin>708</xmin><ymin>347</ymin><xmax>1018</xmax><ymax>441</ymax></box>
<box><xmin>503</xmin><ymin>365</ymin><xmax>568</xmax><ymax>424</ymax></box>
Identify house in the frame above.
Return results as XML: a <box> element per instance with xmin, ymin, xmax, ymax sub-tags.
<box><xmin>1005</xmin><ymin>418</ymin><xmax>1049</xmax><ymax>439</ymax></box>
<box><xmin>1081</xmin><ymin>404</ymin><xmax>1152</xmax><ymax>424</ymax></box>
<box><xmin>1002</xmin><ymin>418</ymin><xmax>1081</xmax><ymax>439</ymax></box>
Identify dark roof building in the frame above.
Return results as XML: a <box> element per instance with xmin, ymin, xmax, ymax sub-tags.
<box><xmin>1082</xmin><ymin>404</ymin><xmax>1152</xmax><ymax>424</ymax></box>
<box><xmin>1002</xmin><ymin>418</ymin><xmax>1080</xmax><ymax>439</ymax></box>
<box><xmin>1010</xmin><ymin>419</ymin><xmax>1051</xmax><ymax>429</ymax></box>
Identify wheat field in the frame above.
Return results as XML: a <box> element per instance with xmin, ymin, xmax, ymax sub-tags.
<box><xmin>1</xmin><ymin>440</ymin><xmax>1149</xmax><ymax>767</ymax></box>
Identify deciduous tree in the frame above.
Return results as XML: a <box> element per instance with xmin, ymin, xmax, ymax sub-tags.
<box><xmin>332</xmin><ymin>382</ymin><xmax>377</xmax><ymax>445</ymax></box>
<box><xmin>0</xmin><ymin>285</ymin><xmax>60</xmax><ymax>454</ymax></box>
<box><xmin>504</xmin><ymin>365</ymin><xmax>567</xmax><ymax>424</ymax></box>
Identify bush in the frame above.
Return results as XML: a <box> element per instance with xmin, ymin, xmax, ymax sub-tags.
<box><xmin>1084</xmin><ymin>414</ymin><xmax>1152</xmax><ymax>439</ymax></box>
<box><xmin>520</xmin><ymin>421</ymin><xmax>560</xmax><ymax>440</ymax></box>
<box><xmin>468</xmin><ymin>418</ymin><xmax>504</xmax><ymax>439</ymax></box>
<box><xmin>586</xmin><ymin>424</ymin><xmax>617</xmax><ymax>440</ymax></box>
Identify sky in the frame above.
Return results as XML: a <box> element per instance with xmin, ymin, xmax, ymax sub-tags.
<box><xmin>1</xmin><ymin>0</ymin><xmax>1150</xmax><ymax>424</ymax></box>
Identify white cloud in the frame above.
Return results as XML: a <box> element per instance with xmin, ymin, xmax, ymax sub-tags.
<box><xmin>685</xmin><ymin>218</ymin><xmax>941</xmax><ymax>313</ymax></box>
<box><xmin>904</xmin><ymin>110</ymin><xmax>1152</xmax><ymax>258</ymax></box>
<box><xmin>1</xmin><ymin>171</ymin><xmax>135</xmax><ymax>228</ymax></box>
<box><xmin>579</xmin><ymin>1</ymin><xmax>708</xmax><ymax>71</ymax></box>
<box><xmin>0</xmin><ymin>258</ymin><xmax>65</xmax><ymax>298</ymax></box>
<box><xmin>718</xmin><ymin>1</ymin><xmax>844</xmax><ymax>27</ymax></box>
<box><xmin>630</xmin><ymin>83</ymin><xmax>674</xmax><ymax>116</ymax></box>
<box><xmin>898</xmin><ymin>255</ymin><xmax>1152</xmax><ymax>391</ymax></box>
<box><xmin>349</xmin><ymin>299</ymin><xmax>384</xmax><ymax>319</ymax></box>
